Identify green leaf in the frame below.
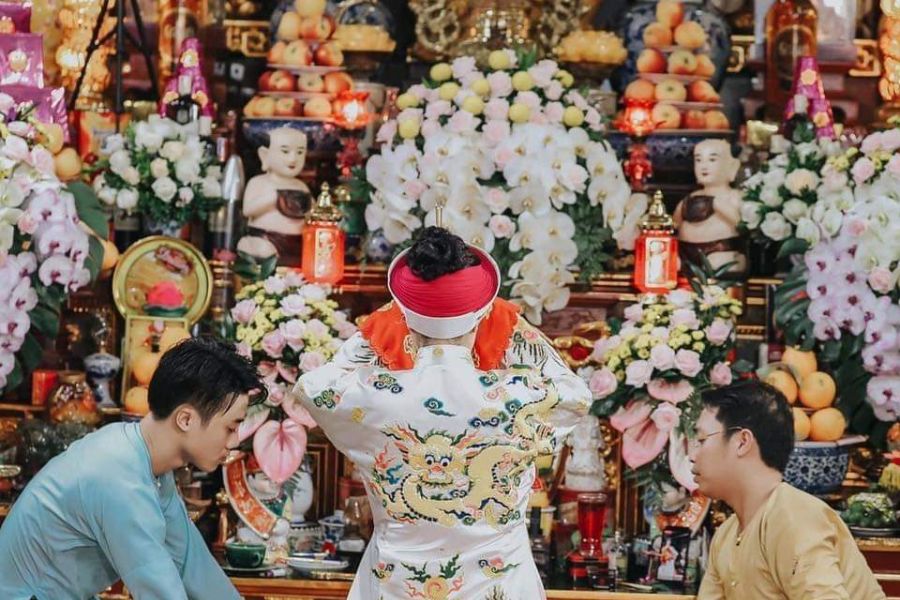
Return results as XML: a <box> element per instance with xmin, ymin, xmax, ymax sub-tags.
<box><xmin>67</xmin><ymin>181</ymin><xmax>109</xmax><ymax>240</ymax></box>
<box><xmin>776</xmin><ymin>237</ymin><xmax>809</xmax><ymax>261</ymax></box>
<box><xmin>85</xmin><ymin>235</ymin><xmax>105</xmax><ymax>283</ymax></box>
<box><xmin>19</xmin><ymin>333</ymin><xmax>43</xmax><ymax>372</ymax></box>
<box><xmin>819</xmin><ymin>339</ymin><xmax>841</xmax><ymax>364</ymax></box>
<box><xmin>6</xmin><ymin>360</ymin><xmax>22</xmax><ymax>391</ymax></box>
<box><xmin>30</xmin><ymin>304</ymin><xmax>60</xmax><ymax>338</ymax></box>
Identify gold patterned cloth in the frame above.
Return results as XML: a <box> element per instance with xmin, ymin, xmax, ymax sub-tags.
<box><xmin>698</xmin><ymin>483</ymin><xmax>885</xmax><ymax>600</ymax></box>
<box><xmin>295</xmin><ymin>344</ymin><xmax>590</xmax><ymax>599</ymax></box>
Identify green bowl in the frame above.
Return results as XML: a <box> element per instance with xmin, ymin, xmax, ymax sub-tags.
<box><xmin>225</xmin><ymin>542</ymin><xmax>267</xmax><ymax>569</ymax></box>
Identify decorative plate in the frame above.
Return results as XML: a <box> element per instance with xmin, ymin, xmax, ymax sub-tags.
<box><xmin>848</xmin><ymin>525</ymin><xmax>900</xmax><ymax>539</ymax></box>
<box><xmin>222</xmin><ymin>561</ymin><xmax>277</xmax><ymax>574</ymax></box>
<box><xmin>287</xmin><ymin>557</ymin><xmax>350</xmax><ymax>572</ymax></box>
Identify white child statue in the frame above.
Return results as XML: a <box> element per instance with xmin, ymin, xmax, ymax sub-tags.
<box><xmin>565</xmin><ymin>413</ymin><xmax>606</xmax><ymax>492</ymax></box>
<box><xmin>673</xmin><ymin>139</ymin><xmax>746</xmax><ymax>276</ymax></box>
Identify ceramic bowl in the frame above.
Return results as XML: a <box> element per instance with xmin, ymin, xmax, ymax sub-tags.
<box><xmin>225</xmin><ymin>541</ymin><xmax>267</xmax><ymax>569</ymax></box>
<box><xmin>783</xmin><ymin>436</ymin><xmax>866</xmax><ymax>495</ymax></box>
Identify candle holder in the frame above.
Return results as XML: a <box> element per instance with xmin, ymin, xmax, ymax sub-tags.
<box><xmin>567</xmin><ymin>491</ymin><xmax>609</xmax><ymax>588</ymax></box>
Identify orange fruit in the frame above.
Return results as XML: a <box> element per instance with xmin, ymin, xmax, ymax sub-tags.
<box><xmin>765</xmin><ymin>370</ymin><xmax>799</xmax><ymax>404</ymax></box>
<box><xmin>792</xmin><ymin>407</ymin><xmax>811</xmax><ymax>441</ymax></box>
<box><xmin>131</xmin><ymin>349</ymin><xmax>161</xmax><ymax>386</ymax></box>
<box><xmin>782</xmin><ymin>347</ymin><xmax>817</xmax><ymax>381</ymax></box>
<box><xmin>100</xmin><ymin>239</ymin><xmax>119</xmax><ymax>272</ymax></box>
<box><xmin>124</xmin><ymin>386</ymin><xmax>150</xmax><ymax>416</ymax></box>
<box><xmin>798</xmin><ymin>371</ymin><xmax>836</xmax><ymax>409</ymax></box>
<box><xmin>809</xmin><ymin>407</ymin><xmax>846</xmax><ymax>442</ymax></box>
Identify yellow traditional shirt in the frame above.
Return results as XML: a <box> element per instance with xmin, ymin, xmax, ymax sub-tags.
<box><xmin>698</xmin><ymin>482</ymin><xmax>885</xmax><ymax>600</ymax></box>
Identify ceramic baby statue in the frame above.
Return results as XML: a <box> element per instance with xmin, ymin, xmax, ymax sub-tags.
<box><xmin>241</xmin><ymin>127</ymin><xmax>312</xmax><ymax>266</ymax></box>
<box><xmin>565</xmin><ymin>413</ymin><xmax>606</xmax><ymax>492</ymax></box>
<box><xmin>673</xmin><ymin>139</ymin><xmax>746</xmax><ymax>276</ymax></box>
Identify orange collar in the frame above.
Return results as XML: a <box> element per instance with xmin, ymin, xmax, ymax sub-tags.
<box><xmin>359</xmin><ymin>298</ymin><xmax>520</xmax><ymax>371</ymax></box>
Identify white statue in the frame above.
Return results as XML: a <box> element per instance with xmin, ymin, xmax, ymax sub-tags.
<box><xmin>240</xmin><ymin>127</ymin><xmax>312</xmax><ymax>265</ymax></box>
<box><xmin>673</xmin><ymin>139</ymin><xmax>746</xmax><ymax>275</ymax></box>
<box><xmin>565</xmin><ymin>413</ymin><xmax>606</xmax><ymax>492</ymax></box>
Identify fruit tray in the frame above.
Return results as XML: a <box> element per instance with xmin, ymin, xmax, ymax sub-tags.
<box><xmin>243</xmin><ymin>116</ymin><xmax>335</xmax><ymax>123</ymax></box>
<box><xmin>652</xmin><ymin>45</ymin><xmax>712</xmax><ymax>55</ymax></box>
<box><xmin>257</xmin><ymin>91</ymin><xmax>338</xmax><ymax>100</ymax></box>
<box><xmin>560</xmin><ymin>60</ymin><xmax>621</xmax><ymax>82</ymax></box>
<box><xmin>267</xmin><ymin>64</ymin><xmax>346</xmax><ymax>75</ymax></box>
<box><xmin>657</xmin><ymin>100</ymin><xmax>724</xmax><ymax>110</ymax></box>
<box><xmin>642</xmin><ymin>73</ymin><xmax>712</xmax><ymax>84</ymax></box>
<box><xmin>341</xmin><ymin>49</ymin><xmax>394</xmax><ymax>73</ymax></box>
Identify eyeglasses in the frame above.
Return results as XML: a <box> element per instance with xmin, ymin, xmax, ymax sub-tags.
<box><xmin>689</xmin><ymin>427</ymin><xmax>744</xmax><ymax>451</ymax></box>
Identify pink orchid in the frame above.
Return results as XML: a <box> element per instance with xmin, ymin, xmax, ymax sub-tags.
<box><xmin>647</xmin><ymin>379</ymin><xmax>694</xmax><ymax>404</ymax></box>
<box><xmin>253</xmin><ymin>419</ymin><xmax>307</xmax><ymax>484</ymax></box>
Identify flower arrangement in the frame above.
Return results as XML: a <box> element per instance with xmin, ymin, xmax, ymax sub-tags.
<box><xmin>739</xmin><ymin>131</ymin><xmax>846</xmax><ymax>254</ymax></box>
<box><xmin>0</xmin><ymin>93</ymin><xmax>105</xmax><ymax>393</ymax></box>
<box><xmin>92</xmin><ymin>115</ymin><xmax>223</xmax><ymax>230</ymax></box>
<box><xmin>585</xmin><ymin>283</ymin><xmax>742</xmax><ymax>491</ymax></box>
<box><xmin>358</xmin><ymin>48</ymin><xmax>632</xmax><ymax>323</ymax></box>
<box><xmin>773</xmin><ymin>124</ymin><xmax>900</xmax><ymax>439</ymax></box>
<box><xmin>229</xmin><ymin>270</ymin><xmax>357</xmax><ymax>483</ymax></box>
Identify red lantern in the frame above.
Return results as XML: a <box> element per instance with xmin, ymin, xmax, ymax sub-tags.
<box><xmin>301</xmin><ymin>182</ymin><xmax>345</xmax><ymax>285</ymax></box>
<box><xmin>634</xmin><ymin>190</ymin><xmax>679</xmax><ymax>293</ymax></box>
<box><xmin>618</xmin><ymin>99</ymin><xmax>656</xmax><ymax>191</ymax></box>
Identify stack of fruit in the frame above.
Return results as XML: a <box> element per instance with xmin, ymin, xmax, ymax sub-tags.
<box><xmin>555</xmin><ymin>30</ymin><xmax>628</xmax><ymax>66</ymax></box>
<box><xmin>620</xmin><ymin>0</ymin><xmax>728</xmax><ymax>131</ymax></box>
<box><xmin>763</xmin><ymin>347</ymin><xmax>846</xmax><ymax>443</ymax></box>
<box><xmin>243</xmin><ymin>0</ymin><xmax>355</xmax><ymax>120</ymax></box>
<box><xmin>841</xmin><ymin>493</ymin><xmax>898</xmax><ymax>532</ymax></box>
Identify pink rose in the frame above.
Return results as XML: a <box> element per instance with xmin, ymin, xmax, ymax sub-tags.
<box><xmin>488</xmin><ymin>214</ymin><xmax>515</xmax><ymax>238</ymax></box>
<box><xmin>420</xmin><ymin>119</ymin><xmax>440</xmax><ymax>138</ymax></box>
<box><xmin>335</xmin><ymin>321</ymin><xmax>357</xmax><ymax>339</ymax></box>
<box><xmin>649</xmin><ymin>344</ymin><xmax>676</xmax><ymax>371</ymax></box>
<box><xmin>671</xmin><ymin>309</ymin><xmax>699</xmax><ymax>329</ymax></box>
<box><xmin>882</xmin><ymin>128</ymin><xmax>900</xmax><ymax>152</ymax></box>
<box><xmin>515</xmin><ymin>91</ymin><xmax>541</xmax><ymax>111</ymax></box>
<box><xmin>263</xmin><ymin>276</ymin><xmax>286</xmax><ymax>295</ymax></box>
<box><xmin>852</xmin><ymin>157</ymin><xmax>876</xmax><ymax>183</ymax></box>
<box><xmin>261</xmin><ymin>330</ymin><xmax>286</xmax><ymax>358</ymax></box>
<box><xmin>235</xmin><ymin>341</ymin><xmax>252</xmax><ymax>358</ymax></box>
<box><xmin>585</xmin><ymin>108</ymin><xmax>601</xmax><ymax>129</ymax></box>
<box><xmin>493</xmin><ymin>146</ymin><xmax>515</xmax><ymax>169</ymax></box>
<box><xmin>527</xmin><ymin>61</ymin><xmax>555</xmax><ymax>87</ymax></box>
<box><xmin>887</xmin><ymin>154</ymin><xmax>900</xmax><ymax>177</ymax></box>
<box><xmin>279</xmin><ymin>319</ymin><xmax>307</xmax><ymax>351</ymax></box>
<box><xmin>589</xmin><ymin>367</ymin><xmax>618</xmax><ymax>398</ymax></box>
<box><xmin>447</xmin><ymin>110</ymin><xmax>476</xmax><ymax>134</ymax></box>
<box><xmin>451</xmin><ymin>56</ymin><xmax>477</xmax><ymax>80</ymax></box>
<box><xmin>279</xmin><ymin>294</ymin><xmax>306</xmax><ymax>317</ymax></box>
<box><xmin>425</xmin><ymin>100</ymin><xmax>453</xmax><ymax>120</ymax></box>
<box><xmin>484</xmin><ymin>98</ymin><xmax>510</xmax><ymax>121</ymax></box>
<box><xmin>487</xmin><ymin>71</ymin><xmax>512</xmax><ymax>97</ymax></box>
<box><xmin>299</xmin><ymin>350</ymin><xmax>326</xmax><ymax>372</ymax></box>
<box><xmin>483</xmin><ymin>120</ymin><xmax>510</xmax><ymax>146</ymax></box>
<box><xmin>650</xmin><ymin>403</ymin><xmax>682</xmax><ymax>433</ymax></box>
<box><xmin>868</xmin><ymin>267</ymin><xmax>894</xmax><ymax>294</ymax></box>
<box><xmin>544</xmin><ymin>102</ymin><xmax>565</xmax><ymax>123</ymax></box>
<box><xmin>648</xmin><ymin>379</ymin><xmax>694</xmax><ymax>404</ymax></box>
<box><xmin>625</xmin><ymin>359</ymin><xmax>653</xmax><ymax>388</ymax></box>
<box><xmin>545</xmin><ymin>80</ymin><xmax>563</xmax><ymax>101</ymax></box>
<box><xmin>624</xmin><ymin>303</ymin><xmax>644</xmax><ymax>322</ymax></box>
<box><xmin>706</xmin><ymin>319</ymin><xmax>733</xmax><ymax>346</ymax></box>
<box><xmin>376</xmin><ymin>120</ymin><xmax>397</xmax><ymax>144</ymax></box>
<box><xmin>593</xmin><ymin>335</ymin><xmax>621</xmax><ymax>361</ymax></box>
<box><xmin>306</xmin><ymin>318</ymin><xmax>329</xmax><ymax>338</ymax></box>
<box><xmin>710</xmin><ymin>362</ymin><xmax>733</xmax><ymax>386</ymax></box>
<box><xmin>231</xmin><ymin>299</ymin><xmax>258</xmax><ymax>325</ymax></box>
<box><xmin>675</xmin><ymin>349</ymin><xmax>702</xmax><ymax>377</ymax></box>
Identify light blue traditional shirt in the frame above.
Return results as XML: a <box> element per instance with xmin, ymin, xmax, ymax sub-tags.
<box><xmin>0</xmin><ymin>422</ymin><xmax>239</xmax><ymax>600</ymax></box>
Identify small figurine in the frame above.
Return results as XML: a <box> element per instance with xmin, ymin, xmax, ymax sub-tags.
<box><xmin>239</xmin><ymin>127</ymin><xmax>312</xmax><ymax>266</ymax></box>
<box><xmin>673</xmin><ymin>139</ymin><xmax>746</xmax><ymax>276</ymax></box>
<box><xmin>565</xmin><ymin>414</ymin><xmax>606</xmax><ymax>492</ymax></box>
<box><xmin>159</xmin><ymin>38</ymin><xmax>214</xmax><ymax>118</ymax></box>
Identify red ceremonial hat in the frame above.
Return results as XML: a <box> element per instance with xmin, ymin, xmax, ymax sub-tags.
<box><xmin>387</xmin><ymin>244</ymin><xmax>501</xmax><ymax>339</ymax></box>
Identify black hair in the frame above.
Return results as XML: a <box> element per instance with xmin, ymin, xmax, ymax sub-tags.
<box><xmin>701</xmin><ymin>379</ymin><xmax>794</xmax><ymax>472</ymax></box>
<box><xmin>405</xmin><ymin>226</ymin><xmax>480</xmax><ymax>281</ymax></box>
<box><xmin>148</xmin><ymin>336</ymin><xmax>263</xmax><ymax>423</ymax></box>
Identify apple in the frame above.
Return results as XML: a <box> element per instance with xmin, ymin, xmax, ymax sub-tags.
<box><xmin>277</xmin><ymin>11</ymin><xmax>302</xmax><ymax>41</ymax></box>
<box><xmin>243</xmin><ymin>97</ymin><xmax>259</xmax><ymax>117</ymax></box>
<box><xmin>323</xmin><ymin>71</ymin><xmax>354</xmax><ymax>94</ymax></box>
<box><xmin>297</xmin><ymin>72</ymin><xmax>325</xmax><ymax>92</ymax></box>
<box><xmin>695</xmin><ymin>54</ymin><xmax>715</xmax><ymax>77</ymax></box>
<box><xmin>283</xmin><ymin>40</ymin><xmax>312</xmax><ymax>66</ymax></box>
<box><xmin>294</xmin><ymin>0</ymin><xmax>326</xmax><ymax>18</ymax></box>
<box><xmin>655</xmin><ymin>79</ymin><xmax>687</xmax><ymax>102</ymax></box>
<box><xmin>683</xmin><ymin>109</ymin><xmax>706</xmax><ymax>129</ymax></box>
<box><xmin>268</xmin><ymin>41</ymin><xmax>287</xmax><ymax>65</ymax></box>
<box><xmin>656</xmin><ymin>0</ymin><xmax>684</xmax><ymax>29</ymax></box>
<box><xmin>668</xmin><ymin>49</ymin><xmax>697</xmax><ymax>75</ymax></box>
<box><xmin>254</xmin><ymin>96</ymin><xmax>277</xmax><ymax>117</ymax></box>
<box><xmin>674</xmin><ymin>21</ymin><xmax>707</xmax><ymax>50</ymax></box>
<box><xmin>688</xmin><ymin>80</ymin><xmax>719</xmax><ymax>102</ymax></box>
<box><xmin>624</xmin><ymin>79</ymin><xmax>656</xmax><ymax>102</ymax></box>
<box><xmin>275</xmin><ymin>97</ymin><xmax>302</xmax><ymax>117</ymax></box>
<box><xmin>54</xmin><ymin>147</ymin><xmax>82</xmax><ymax>181</ymax></box>
<box><xmin>651</xmin><ymin>103</ymin><xmax>682</xmax><ymax>129</ymax></box>
<box><xmin>314</xmin><ymin>41</ymin><xmax>344</xmax><ymax>67</ymax></box>
<box><xmin>304</xmin><ymin>96</ymin><xmax>332</xmax><ymax>118</ymax></box>
<box><xmin>705</xmin><ymin>110</ymin><xmax>730</xmax><ymax>130</ymax></box>
<box><xmin>39</xmin><ymin>123</ymin><xmax>65</xmax><ymax>154</ymax></box>
<box><xmin>642</xmin><ymin>23</ymin><xmax>673</xmax><ymax>49</ymax></box>
<box><xmin>299</xmin><ymin>14</ymin><xmax>335</xmax><ymax>41</ymax></box>
<box><xmin>261</xmin><ymin>69</ymin><xmax>295</xmax><ymax>92</ymax></box>
<box><xmin>636</xmin><ymin>49</ymin><xmax>666</xmax><ymax>74</ymax></box>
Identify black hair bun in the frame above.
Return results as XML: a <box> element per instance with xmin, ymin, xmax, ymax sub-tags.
<box><xmin>405</xmin><ymin>227</ymin><xmax>480</xmax><ymax>281</ymax></box>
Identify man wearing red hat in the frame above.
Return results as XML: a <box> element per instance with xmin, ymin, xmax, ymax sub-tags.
<box><xmin>294</xmin><ymin>227</ymin><xmax>591</xmax><ymax>599</ymax></box>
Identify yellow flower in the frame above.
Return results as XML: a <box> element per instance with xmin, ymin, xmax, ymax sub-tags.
<box><xmin>615</xmin><ymin>371</ymin><xmax>625</xmax><ymax>382</ymax></box>
<box><xmin>691</xmin><ymin>331</ymin><xmax>704</xmax><ymax>341</ymax></box>
<box><xmin>269</xmin><ymin>309</ymin><xmax>284</xmax><ymax>321</ymax></box>
<box><xmin>617</xmin><ymin>347</ymin><xmax>632</xmax><ymax>360</ymax></box>
<box><xmin>637</xmin><ymin>348</ymin><xmax>650</xmax><ymax>359</ymax></box>
<box><xmin>608</xmin><ymin>356</ymin><xmax>621</xmax><ymax>370</ymax></box>
<box><xmin>692</xmin><ymin>341</ymin><xmax>705</xmax><ymax>352</ymax></box>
